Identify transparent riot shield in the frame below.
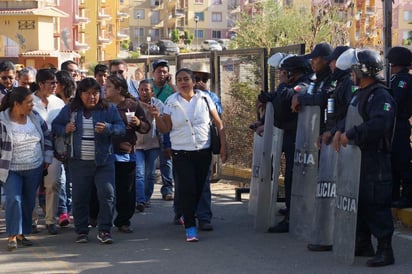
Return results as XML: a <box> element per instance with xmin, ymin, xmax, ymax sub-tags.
<box><xmin>333</xmin><ymin>144</ymin><xmax>361</xmax><ymax>265</ymax></box>
<box><xmin>289</xmin><ymin>105</ymin><xmax>320</xmax><ymax>241</ymax></box>
<box><xmin>255</xmin><ymin>103</ymin><xmax>284</xmax><ymax>231</ymax></box>
<box><xmin>248</xmin><ymin>132</ymin><xmax>263</xmax><ymax>216</ymax></box>
<box><xmin>310</xmin><ymin>143</ymin><xmax>338</xmax><ymax>246</ymax></box>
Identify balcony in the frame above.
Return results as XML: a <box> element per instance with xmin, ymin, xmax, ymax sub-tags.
<box><xmin>75</xmin><ymin>41</ymin><xmax>90</xmax><ymax>51</ymax></box>
<box><xmin>117</xmin><ymin>33</ymin><xmax>129</xmax><ymax>41</ymax></box>
<box><xmin>117</xmin><ymin>11</ymin><xmax>129</xmax><ymax>19</ymax></box>
<box><xmin>167</xmin><ymin>0</ymin><xmax>177</xmax><ymax>10</ymax></box>
<box><xmin>98</xmin><ymin>37</ymin><xmax>112</xmax><ymax>45</ymax></box>
<box><xmin>98</xmin><ymin>13</ymin><xmax>112</xmax><ymax>21</ymax></box>
<box><xmin>74</xmin><ymin>15</ymin><xmax>90</xmax><ymax>25</ymax></box>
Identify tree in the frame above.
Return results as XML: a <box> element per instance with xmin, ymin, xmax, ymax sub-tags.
<box><xmin>171</xmin><ymin>29</ymin><xmax>180</xmax><ymax>44</ymax></box>
<box><xmin>232</xmin><ymin>1</ymin><xmax>348</xmax><ymax>51</ymax></box>
<box><xmin>183</xmin><ymin>30</ymin><xmax>193</xmax><ymax>47</ymax></box>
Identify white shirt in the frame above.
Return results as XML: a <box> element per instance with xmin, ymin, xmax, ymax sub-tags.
<box><xmin>33</xmin><ymin>94</ymin><xmax>65</xmax><ymax>129</ymax></box>
<box><xmin>163</xmin><ymin>90</ymin><xmax>216</xmax><ymax>151</ymax></box>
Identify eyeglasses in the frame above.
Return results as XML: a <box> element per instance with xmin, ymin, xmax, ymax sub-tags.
<box><xmin>82</xmin><ymin>91</ymin><xmax>100</xmax><ymax>97</ymax></box>
<box><xmin>44</xmin><ymin>81</ymin><xmax>58</xmax><ymax>85</ymax></box>
<box><xmin>1</xmin><ymin>76</ymin><xmax>14</xmax><ymax>81</ymax></box>
<box><xmin>111</xmin><ymin>70</ymin><xmax>124</xmax><ymax>75</ymax></box>
<box><xmin>195</xmin><ymin>77</ymin><xmax>209</xmax><ymax>83</ymax></box>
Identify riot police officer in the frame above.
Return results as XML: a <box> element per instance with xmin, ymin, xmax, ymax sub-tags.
<box><xmin>386</xmin><ymin>46</ymin><xmax>412</xmax><ymax>209</ymax></box>
<box><xmin>267</xmin><ymin>55</ymin><xmax>312</xmax><ymax>233</ymax></box>
<box><xmin>335</xmin><ymin>48</ymin><xmax>396</xmax><ymax>267</ymax></box>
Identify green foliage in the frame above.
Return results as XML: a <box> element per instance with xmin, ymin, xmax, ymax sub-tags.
<box><xmin>232</xmin><ymin>1</ymin><xmax>348</xmax><ymax>52</ymax></box>
<box><xmin>120</xmin><ymin>39</ymin><xmax>130</xmax><ymax>50</ymax></box>
<box><xmin>183</xmin><ymin>30</ymin><xmax>193</xmax><ymax>46</ymax></box>
<box><xmin>129</xmin><ymin>51</ymin><xmax>140</xmax><ymax>58</ymax></box>
<box><xmin>171</xmin><ymin>29</ymin><xmax>180</xmax><ymax>44</ymax></box>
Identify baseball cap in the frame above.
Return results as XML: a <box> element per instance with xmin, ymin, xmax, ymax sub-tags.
<box><xmin>304</xmin><ymin>43</ymin><xmax>333</xmax><ymax>59</ymax></box>
<box><xmin>325</xmin><ymin>46</ymin><xmax>351</xmax><ymax>61</ymax></box>
<box><xmin>152</xmin><ymin>59</ymin><xmax>169</xmax><ymax>71</ymax></box>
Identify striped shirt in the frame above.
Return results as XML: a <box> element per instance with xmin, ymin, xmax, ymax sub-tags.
<box><xmin>80</xmin><ymin>115</ymin><xmax>95</xmax><ymax>160</ymax></box>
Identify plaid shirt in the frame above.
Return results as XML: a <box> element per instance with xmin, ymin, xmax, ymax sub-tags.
<box><xmin>0</xmin><ymin>109</ymin><xmax>53</xmax><ymax>183</ymax></box>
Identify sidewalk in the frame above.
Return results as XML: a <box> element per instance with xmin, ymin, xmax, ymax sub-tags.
<box><xmin>0</xmin><ymin>180</ymin><xmax>411</xmax><ymax>274</ymax></box>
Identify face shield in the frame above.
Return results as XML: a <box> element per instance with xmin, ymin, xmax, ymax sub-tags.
<box><xmin>267</xmin><ymin>53</ymin><xmax>296</xmax><ymax>69</ymax></box>
<box><xmin>335</xmin><ymin>48</ymin><xmax>358</xmax><ymax>71</ymax></box>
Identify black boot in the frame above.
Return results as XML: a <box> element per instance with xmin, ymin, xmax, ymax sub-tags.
<box><xmin>355</xmin><ymin>232</ymin><xmax>375</xmax><ymax>257</ymax></box>
<box><xmin>366</xmin><ymin>236</ymin><xmax>395</xmax><ymax>267</ymax></box>
<box><xmin>267</xmin><ymin>217</ymin><xmax>289</xmax><ymax>233</ymax></box>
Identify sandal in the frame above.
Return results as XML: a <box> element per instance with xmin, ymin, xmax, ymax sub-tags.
<box><xmin>7</xmin><ymin>239</ymin><xmax>17</xmax><ymax>251</ymax></box>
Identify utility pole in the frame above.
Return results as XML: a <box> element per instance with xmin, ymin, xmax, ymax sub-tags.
<box><xmin>383</xmin><ymin>0</ymin><xmax>392</xmax><ymax>85</ymax></box>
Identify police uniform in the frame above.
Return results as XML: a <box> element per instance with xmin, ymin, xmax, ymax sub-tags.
<box><xmin>389</xmin><ymin>68</ymin><xmax>412</xmax><ymax>205</ymax></box>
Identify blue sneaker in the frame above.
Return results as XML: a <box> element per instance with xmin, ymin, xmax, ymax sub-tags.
<box><xmin>185</xmin><ymin>227</ymin><xmax>199</xmax><ymax>242</ymax></box>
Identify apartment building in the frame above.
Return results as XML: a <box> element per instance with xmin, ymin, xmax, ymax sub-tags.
<box><xmin>393</xmin><ymin>0</ymin><xmax>412</xmax><ymax>46</ymax></box>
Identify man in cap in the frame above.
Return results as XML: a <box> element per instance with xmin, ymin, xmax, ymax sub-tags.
<box><xmin>150</xmin><ymin>59</ymin><xmax>176</xmax><ymax>202</ymax></box>
<box><xmin>386</xmin><ymin>46</ymin><xmax>412</xmax><ymax>209</ymax></box>
<box><xmin>267</xmin><ymin>55</ymin><xmax>312</xmax><ymax>233</ymax></box>
<box><xmin>334</xmin><ymin>48</ymin><xmax>396</xmax><ymax>267</ymax></box>
<box><xmin>291</xmin><ymin>42</ymin><xmax>333</xmax><ymax>126</ymax></box>
<box><xmin>306</xmin><ymin>46</ymin><xmax>355</xmax><ymax>252</ymax></box>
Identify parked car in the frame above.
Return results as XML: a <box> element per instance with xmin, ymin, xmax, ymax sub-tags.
<box><xmin>139</xmin><ymin>43</ymin><xmax>160</xmax><ymax>55</ymax></box>
<box><xmin>201</xmin><ymin>40</ymin><xmax>223</xmax><ymax>51</ymax></box>
<box><xmin>156</xmin><ymin>40</ymin><xmax>180</xmax><ymax>55</ymax></box>
<box><xmin>217</xmin><ymin>38</ymin><xmax>231</xmax><ymax>50</ymax></box>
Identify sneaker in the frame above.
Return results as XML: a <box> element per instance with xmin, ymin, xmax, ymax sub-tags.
<box><xmin>162</xmin><ymin>194</ymin><xmax>174</xmax><ymax>201</ymax></box>
<box><xmin>76</xmin><ymin>234</ymin><xmax>89</xmax><ymax>243</ymax></box>
<box><xmin>198</xmin><ymin>221</ymin><xmax>213</xmax><ymax>231</ymax></box>
<box><xmin>88</xmin><ymin>218</ymin><xmax>97</xmax><ymax>228</ymax></box>
<box><xmin>185</xmin><ymin>227</ymin><xmax>199</xmax><ymax>242</ymax></box>
<box><xmin>173</xmin><ymin>215</ymin><xmax>184</xmax><ymax>226</ymax></box>
<box><xmin>135</xmin><ymin>202</ymin><xmax>145</xmax><ymax>212</ymax></box>
<box><xmin>46</xmin><ymin>224</ymin><xmax>58</xmax><ymax>235</ymax></box>
<box><xmin>7</xmin><ymin>239</ymin><xmax>17</xmax><ymax>251</ymax></box>
<box><xmin>58</xmin><ymin>213</ymin><xmax>70</xmax><ymax>227</ymax></box>
<box><xmin>16</xmin><ymin>236</ymin><xmax>33</xmax><ymax>247</ymax></box>
<box><xmin>97</xmin><ymin>231</ymin><xmax>113</xmax><ymax>244</ymax></box>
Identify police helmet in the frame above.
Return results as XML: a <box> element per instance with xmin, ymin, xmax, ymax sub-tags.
<box><xmin>336</xmin><ymin>48</ymin><xmax>383</xmax><ymax>78</ymax></box>
<box><xmin>386</xmin><ymin>46</ymin><xmax>412</xmax><ymax>66</ymax></box>
<box><xmin>267</xmin><ymin>53</ymin><xmax>295</xmax><ymax>69</ymax></box>
<box><xmin>280</xmin><ymin>56</ymin><xmax>311</xmax><ymax>73</ymax></box>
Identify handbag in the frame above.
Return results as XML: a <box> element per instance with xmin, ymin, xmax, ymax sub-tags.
<box><xmin>204</xmin><ymin>98</ymin><xmax>221</xmax><ymax>154</ymax></box>
<box><xmin>53</xmin><ymin>111</ymin><xmax>77</xmax><ymax>161</ymax></box>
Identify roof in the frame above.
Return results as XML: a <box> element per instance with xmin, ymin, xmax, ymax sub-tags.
<box><xmin>0</xmin><ymin>7</ymin><xmax>68</xmax><ymax>17</ymax></box>
<box><xmin>20</xmin><ymin>50</ymin><xmax>80</xmax><ymax>58</ymax></box>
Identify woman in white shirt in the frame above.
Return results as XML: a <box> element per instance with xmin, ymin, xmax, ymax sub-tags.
<box><xmin>151</xmin><ymin>68</ymin><xmax>227</xmax><ymax>242</ymax></box>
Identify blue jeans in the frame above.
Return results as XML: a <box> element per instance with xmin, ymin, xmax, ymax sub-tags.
<box><xmin>4</xmin><ymin>165</ymin><xmax>43</xmax><ymax>236</ymax></box>
<box><xmin>69</xmin><ymin>159</ymin><xmax>115</xmax><ymax>235</ymax></box>
<box><xmin>135</xmin><ymin>148</ymin><xmax>160</xmax><ymax>203</ymax></box>
<box><xmin>58</xmin><ymin>163</ymin><xmax>73</xmax><ymax>215</ymax></box>
<box><xmin>160</xmin><ymin>151</ymin><xmax>174</xmax><ymax>196</ymax></box>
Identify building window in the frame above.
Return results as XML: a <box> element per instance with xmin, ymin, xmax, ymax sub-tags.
<box><xmin>212</xmin><ymin>31</ymin><xmax>221</xmax><ymax>39</ymax></box>
<box><xmin>404</xmin><ymin>11</ymin><xmax>412</xmax><ymax>21</ymax></box>
<box><xmin>403</xmin><ymin>31</ymin><xmax>411</xmax><ymax>40</ymax></box>
<box><xmin>194</xmin><ymin>12</ymin><xmax>204</xmax><ymax>21</ymax></box>
<box><xmin>134</xmin><ymin>28</ymin><xmax>144</xmax><ymax>38</ymax></box>
<box><xmin>134</xmin><ymin>10</ymin><xmax>144</xmax><ymax>19</ymax></box>
<box><xmin>213</xmin><ymin>0</ymin><xmax>222</xmax><ymax>4</ymax></box>
<box><xmin>152</xmin><ymin>11</ymin><xmax>160</xmax><ymax>25</ymax></box>
<box><xmin>195</xmin><ymin>0</ymin><xmax>204</xmax><ymax>3</ymax></box>
<box><xmin>212</xmin><ymin>12</ymin><xmax>222</xmax><ymax>22</ymax></box>
<box><xmin>196</xmin><ymin>30</ymin><xmax>204</xmax><ymax>39</ymax></box>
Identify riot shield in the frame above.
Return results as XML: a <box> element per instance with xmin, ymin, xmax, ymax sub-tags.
<box><xmin>255</xmin><ymin>104</ymin><xmax>283</xmax><ymax>231</ymax></box>
<box><xmin>248</xmin><ymin>132</ymin><xmax>263</xmax><ymax>216</ymax></box>
<box><xmin>289</xmin><ymin>105</ymin><xmax>320</xmax><ymax>241</ymax></box>
<box><xmin>310</xmin><ymin>143</ymin><xmax>338</xmax><ymax>246</ymax></box>
<box><xmin>333</xmin><ymin>144</ymin><xmax>361</xmax><ymax>265</ymax></box>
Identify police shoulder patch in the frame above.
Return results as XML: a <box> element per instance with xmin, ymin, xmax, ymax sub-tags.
<box><xmin>383</xmin><ymin>102</ymin><xmax>392</xmax><ymax>112</ymax></box>
<box><xmin>397</xmin><ymin>80</ymin><xmax>407</xmax><ymax>89</ymax></box>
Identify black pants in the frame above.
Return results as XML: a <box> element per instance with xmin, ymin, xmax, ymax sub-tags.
<box><xmin>283</xmin><ymin>130</ymin><xmax>296</xmax><ymax>211</ymax></box>
<box><xmin>113</xmin><ymin>161</ymin><xmax>136</xmax><ymax>227</ymax></box>
<box><xmin>357</xmin><ymin>151</ymin><xmax>394</xmax><ymax>239</ymax></box>
<box><xmin>172</xmin><ymin>149</ymin><xmax>212</xmax><ymax>228</ymax></box>
<box><xmin>391</xmin><ymin>123</ymin><xmax>412</xmax><ymax>201</ymax></box>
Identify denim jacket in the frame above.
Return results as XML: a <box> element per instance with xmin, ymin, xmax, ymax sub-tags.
<box><xmin>52</xmin><ymin>103</ymin><xmax>126</xmax><ymax>166</ymax></box>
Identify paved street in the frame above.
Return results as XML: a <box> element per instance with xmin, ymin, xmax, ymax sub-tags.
<box><xmin>1</xmin><ymin>181</ymin><xmax>411</xmax><ymax>274</ymax></box>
